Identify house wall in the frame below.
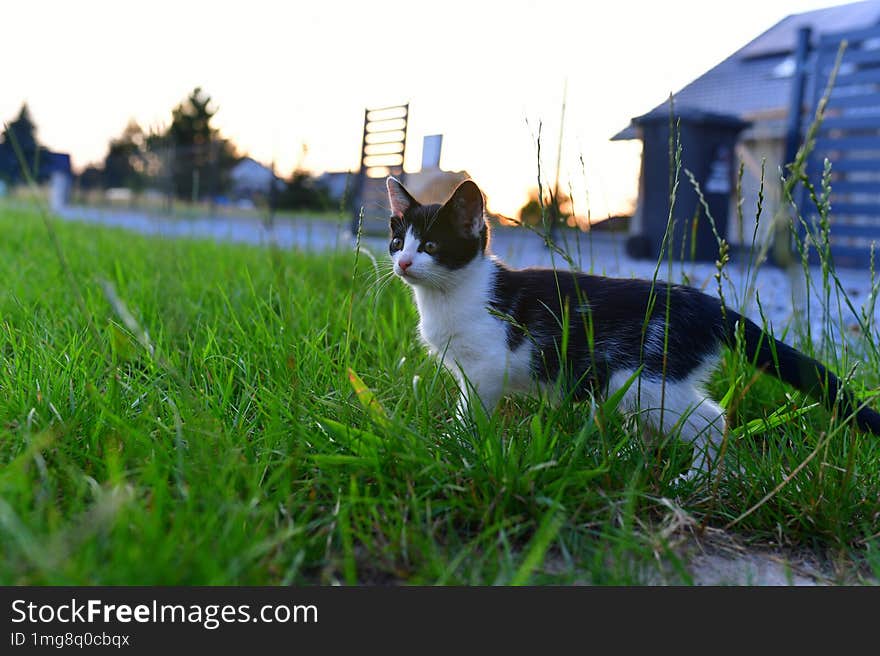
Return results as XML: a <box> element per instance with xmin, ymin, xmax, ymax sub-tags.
<box><xmin>728</xmin><ymin>137</ymin><xmax>784</xmax><ymax>250</ymax></box>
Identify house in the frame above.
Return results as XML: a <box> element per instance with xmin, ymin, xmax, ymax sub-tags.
<box><xmin>316</xmin><ymin>171</ymin><xmax>353</xmax><ymax>203</ymax></box>
<box><xmin>0</xmin><ymin>144</ymin><xmax>71</xmax><ymax>185</ymax></box>
<box><xmin>42</xmin><ymin>151</ymin><xmax>72</xmax><ymax>179</ymax></box>
<box><xmin>612</xmin><ymin>0</ymin><xmax>880</xmax><ymax>263</ymax></box>
<box><xmin>229</xmin><ymin>157</ymin><xmax>283</xmax><ymax>199</ymax></box>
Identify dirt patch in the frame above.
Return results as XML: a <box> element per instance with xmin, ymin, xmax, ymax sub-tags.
<box><xmin>678</xmin><ymin>540</ymin><xmax>832</xmax><ymax>585</ymax></box>
<box><xmin>648</xmin><ymin>498</ymin><xmax>874</xmax><ymax>585</ymax></box>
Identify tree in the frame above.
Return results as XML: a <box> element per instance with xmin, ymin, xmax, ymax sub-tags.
<box><xmin>77</xmin><ymin>165</ymin><xmax>105</xmax><ymax>191</ymax></box>
<box><xmin>518</xmin><ymin>187</ymin><xmax>572</xmax><ymax>227</ymax></box>
<box><xmin>0</xmin><ymin>104</ymin><xmax>44</xmax><ymax>184</ymax></box>
<box><xmin>150</xmin><ymin>87</ymin><xmax>239</xmax><ymax>201</ymax></box>
<box><xmin>104</xmin><ymin>120</ymin><xmax>147</xmax><ymax>190</ymax></box>
<box><xmin>276</xmin><ymin>171</ymin><xmax>331</xmax><ymax>211</ymax></box>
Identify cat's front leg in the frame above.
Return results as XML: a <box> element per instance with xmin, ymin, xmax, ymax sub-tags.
<box><xmin>454</xmin><ymin>389</ymin><xmax>499</xmax><ymax>422</ymax></box>
<box><xmin>454</xmin><ymin>392</ymin><xmax>472</xmax><ymax>424</ymax></box>
<box><xmin>452</xmin><ymin>366</ymin><xmax>504</xmax><ymax>422</ymax></box>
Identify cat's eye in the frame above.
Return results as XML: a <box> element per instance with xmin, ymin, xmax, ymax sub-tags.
<box><xmin>390</xmin><ymin>237</ymin><xmax>403</xmax><ymax>251</ymax></box>
<box><xmin>422</xmin><ymin>241</ymin><xmax>438</xmax><ymax>254</ymax></box>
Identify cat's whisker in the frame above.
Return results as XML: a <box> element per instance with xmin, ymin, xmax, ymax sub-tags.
<box><xmin>366</xmin><ymin>269</ymin><xmax>397</xmax><ymax>297</ymax></box>
<box><xmin>358</xmin><ymin>246</ymin><xmax>381</xmax><ymax>278</ymax></box>
<box><xmin>376</xmin><ymin>271</ymin><xmax>397</xmax><ymax>292</ymax></box>
<box><xmin>364</xmin><ymin>265</ymin><xmax>392</xmax><ymax>286</ymax></box>
<box><xmin>361</xmin><ymin>258</ymin><xmax>394</xmax><ymax>285</ymax></box>
<box><xmin>366</xmin><ymin>268</ymin><xmax>393</xmax><ymax>288</ymax></box>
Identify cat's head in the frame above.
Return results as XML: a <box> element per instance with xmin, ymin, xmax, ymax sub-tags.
<box><xmin>386</xmin><ymin>177</ymin><xmax>488</xmax><ymax>288</ymax></box>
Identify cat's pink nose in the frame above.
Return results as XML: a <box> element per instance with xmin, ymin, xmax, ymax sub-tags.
<box><xmin>398</xmin><ymin>258</ymin><xmax>412</xmax><ymax>272</ymax></box>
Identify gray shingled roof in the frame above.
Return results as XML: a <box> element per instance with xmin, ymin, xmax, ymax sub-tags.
<box><xmin>612</xmin><ymin>0</ymin><xmax>880</xmax><ymax>141</ymax></box>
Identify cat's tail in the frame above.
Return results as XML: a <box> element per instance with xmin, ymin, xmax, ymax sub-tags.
<box><xmin>718</xmin><ymin>310</ymin><xmax>880</xmax><ymax>435</ymax></box>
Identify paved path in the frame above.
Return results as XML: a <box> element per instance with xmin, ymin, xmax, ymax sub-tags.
<box><xmin>58</xmin><ymin>205</ymin><xmax>351</xmax><ymax>251</ymax></box>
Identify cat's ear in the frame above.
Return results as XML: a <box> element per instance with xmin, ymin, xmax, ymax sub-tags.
<box><xmin>386</xmin><ymin>177</ymin><xmax>418</xmax><ymax>218</ymax></box>
<box><xmin>444</xmin><ymin>180</ymin><xmax>485</xmax><ymax>238</ymax></box>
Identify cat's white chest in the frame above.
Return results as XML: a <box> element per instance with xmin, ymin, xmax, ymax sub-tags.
<box><xmin>415</xmin><ymin>291</ymin><xmax>495</xmax><ymax>363</ymax></box>
<box><xmin>410</xmin><ymin>258</ymin><xmax>533</xmax><ymax>397</ymax></box>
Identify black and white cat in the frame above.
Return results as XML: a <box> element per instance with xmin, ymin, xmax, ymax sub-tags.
<box><xmin>386</xmin><ymin>176</ymin><xmax>880</xmax><ymax>474</ymax></box>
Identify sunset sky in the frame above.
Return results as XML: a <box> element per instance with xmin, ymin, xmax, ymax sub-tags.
<box><xmin>2</xmin><ymin>0</ymin><xmax>853</xmax><ymax>218</ymax></box>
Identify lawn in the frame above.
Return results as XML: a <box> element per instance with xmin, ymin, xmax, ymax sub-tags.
<box><xmin>1</xmin><ymin>200</ymin><xmax>879</xmax><ymax>585</ymax></box>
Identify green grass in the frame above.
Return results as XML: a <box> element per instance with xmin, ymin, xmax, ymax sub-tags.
<box><xmin>1</xmin><ymin>197</ymin><xmax>879</xmax><ymax>585</ymax></box>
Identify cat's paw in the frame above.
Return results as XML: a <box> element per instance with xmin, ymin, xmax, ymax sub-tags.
<box><xmin>674</xmin><ymin>458</ymin><xmax>741</xmax><ymax>488</ymax></box>
<box><xmin>454</xmin><ymin>395</ymin><xmax>474</xmax><ymax>424</ymax></box>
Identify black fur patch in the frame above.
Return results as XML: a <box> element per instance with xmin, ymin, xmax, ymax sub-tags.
<box><xmin>489</xmin><ymin>262</ymin><xmax>725</xmax><ymax>397</ymax></box>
